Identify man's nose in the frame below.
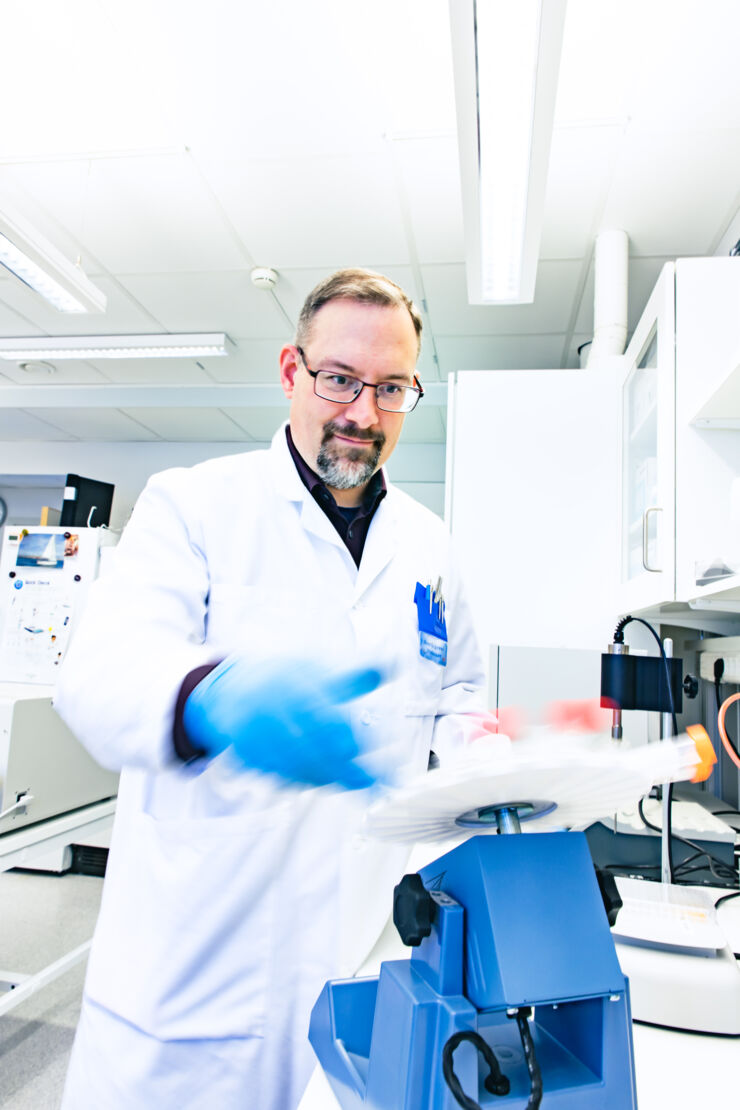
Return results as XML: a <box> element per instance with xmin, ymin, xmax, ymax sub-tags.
<box><xmin>344</xmin><ymin>383</ymin><xmax>380</xmax><ymax>426</ymax></box>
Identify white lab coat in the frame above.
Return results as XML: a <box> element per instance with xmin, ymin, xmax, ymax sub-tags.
<box><xmin>54</xmin><ymin>427</ymin><xmax>485</xmax><ymax>1110</ymax></box>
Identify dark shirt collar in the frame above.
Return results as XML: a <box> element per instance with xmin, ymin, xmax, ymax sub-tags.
<box><xmin>285</xmin><ymin>424</ymin><xmax>386</xmax><ymax>514</ymax></box>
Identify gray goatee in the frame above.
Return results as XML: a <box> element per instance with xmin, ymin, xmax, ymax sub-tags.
<box><xmin>316</xmin><ymin>420</ymin><xmax>385</xmax><ymax>490</ymax></box>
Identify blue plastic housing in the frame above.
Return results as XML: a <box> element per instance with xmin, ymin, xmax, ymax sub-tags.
<box><xmin>309</xmin><ymin>831</ymin><xmax>638</xmax><ymax>1110</ymax></box>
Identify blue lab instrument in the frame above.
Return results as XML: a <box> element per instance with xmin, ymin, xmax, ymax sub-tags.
<box><xmin>310</xmin><ymin>807</ymin><xmax>637</xmax><ymax>1109</ymax></box>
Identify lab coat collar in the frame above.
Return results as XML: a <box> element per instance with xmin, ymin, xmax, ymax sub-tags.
<box><xmin>353</xmin><ymin>492</ymin><xmax>398</xmax><ymax>602</ymax></box>
<box><xmin>268</xmin><ymin>424</ymin><xmax>399</xmax><ymax>594</ymax></box>
<box><xmin>269</xmin><ymin>425</ymin><xmax>351</xmax><ymax>555</ymax></box>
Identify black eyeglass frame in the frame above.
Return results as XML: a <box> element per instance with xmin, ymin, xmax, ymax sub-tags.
<box><xmin>296</xmin><ymin>346</ymin><xmax>424</xmax><ymax>414</ymax></box>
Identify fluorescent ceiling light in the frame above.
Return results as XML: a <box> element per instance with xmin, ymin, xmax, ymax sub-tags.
<box><xmin>0</xmin><ymin>207</ymin><xmax>107</xmax><ymax>314</ymax></box>
<box><xmin>0</xmin><ymin>333</ymin><xmax>235</xmax><ymax>360</ymax></box>
<box><xmin>449</xmin><ymin>0</ymin><xmax>567</xmax><ymax>303</ymax></box>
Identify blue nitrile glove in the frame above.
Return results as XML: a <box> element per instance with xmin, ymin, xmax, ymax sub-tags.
<box><xmin>182</xmin><ymin>656</ymin><xmax>384</xmax><ymax>790</ymax></box>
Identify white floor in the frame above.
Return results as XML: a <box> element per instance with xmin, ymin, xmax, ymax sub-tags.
<box><xmin>0</xmin><ymin>869</ymin><xmax>103</xmax><ymax>1110</ymax></box>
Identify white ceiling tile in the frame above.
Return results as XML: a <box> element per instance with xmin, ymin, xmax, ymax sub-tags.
<box><xmin>555</xmin><ymin>0</ymin><xmax>740</xmax><ymax>128</ymax></box>
<box><xmin>556</xmin><ymin>0</ymin><xmax>740</xmax><ymax>131</ymax></box>
<box><xmin>30</xmin><ymin>408</ymin><xmax>161</xmax><ymax>441</ymax></box>
<box><xmin>204</xmin><ymin>152</ymin><xmax>409</xmax><ymax>270</ymax></box>
<box><xmin>0</xmin><ymin>360</ymin><xmax>108</xmax><ymax>385</ymax></box>
<box><xmin>601</xmin><ymin>128</ymin><xmax>740</xmax><ymax>257</ymax></box>
<box><xmin>121</xmin><ymin>408</ymin><xmax>248</xmax><ymax>442</ymax></box>
<box><xmin>92</xmin><ymin>358</ymin><xmax>214</xmax><ymax>385</ymax></box>
<box><xmin>116</xmin><ymin>272</ymin><xmax>288</xmax><ymax>338</ymax></box>
<box><xmin>0</xmin><ymin>274</ymin><xmax>159</xmax><ymax>336</ymax></box>
<box><xmin>337</xmin><ymin>1</ymin><xmax>456</xmax><ymax>137</ymax></box>
<box><xmin>7</xmin><ymin>153</ymin><xmax>247</xmax><ymax>275</ymax></box>
<box><xmin>153</xmin><ymin>4</ymin><xmax>398</xmax><ymax>162</ymax></box>
<box><xmin>415</xmin><ymin>346</ymin><xmax>441</xmax><ymax>381</ymax></box>
<box><xmin>222</xmin><ymin>406</ymin><xmax>291</xmax><ymax>442</ymax></box>
<box><xmin>0</xmin><ymin>409</ymin><xmax>75</xmax><ymax>440</ymax></box>
<box><xmin>0</xmin><ymin>5</ymin><xmax>180</xmax><ymax>158</ymax></box>
<box><xmin>555</xmin><ymin>0</ymin><xmax>639</xmax><ymax>124</ymax></box>
<box><xmin>391</xmin><ymin>136</ymin><xmax>464</xmax><ymax>265</ymax></box>
<box><xmin>423</xmin><ymin>262</ymin><xmax>582</xmax><ymax>336</ymax></box>
<box><xmin>435</xmin><ymin>334</ymin><xmax>570</xmax><ymax>373</ymax></box>
<box><xmin>540</xmin><ymin>125</ymin><xmax>624</xmax><ymax>260</ymax></box>
<box><xmin>0</xmin><ymin>279</ymin><xmax>46</xmax><ymax>336</ymax></box>
<box><xmin>204</xmin><ymin>341</ymin><xmax>286</xmax><ymax>384</ymax></box>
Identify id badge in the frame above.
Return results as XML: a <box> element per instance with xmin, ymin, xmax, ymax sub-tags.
<box><xmin>413</xmin><ymin>581</ymin><xmax>447</xmax><ymax>666</ymax></box>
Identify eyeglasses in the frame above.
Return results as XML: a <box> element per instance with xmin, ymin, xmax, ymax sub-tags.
<box><xmin>296</xmin><ymin>347</ymin><xmax>424</xmax><ymax>414</ymax></box>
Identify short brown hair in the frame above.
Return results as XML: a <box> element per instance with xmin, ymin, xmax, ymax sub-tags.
<box><xmin>296</xmin><ymin>268</ymin><xmax>423</xmax><ymax>354</ymax></box>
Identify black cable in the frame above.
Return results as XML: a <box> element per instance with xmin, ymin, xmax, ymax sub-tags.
<box><xmin>508</xmin><ymin>1008</ymin><xmax>543</xmax><ymax>1110</ymax></box>
<box><xmin>714</xmin><ymin>660</ymin><xmax>740</xmax><ymax>762</ymax></box>
<box><xmin>614</xmin><ymin>615</ymin><xmax>678</xmax><ymax>881</ymax></box>
<box><xmin>441</xmin><ymin>1030</ymin><xmax>510</xmax><ymax>1110</ymax></box>
<box><xmin>638</xmin><ymin>798</ymin><xmax>738</xmax><ymax>884</ymax></box>
<box><xmin>605</xmin><ymin>862</ymin><xmax>662</xmax><ymax>874</ymax></box>
<box><xmin>673</xmin><ymin>859</ymin><xmax>737</xmax><ymax>884</ymax></box>
<box><xmin>715</xmin><ymin>890</ymin><xmax>740</xmax><ymax>909</ymax></box>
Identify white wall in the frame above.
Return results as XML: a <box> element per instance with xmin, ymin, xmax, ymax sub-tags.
<box><xmin>0</xmin><ymin>439</ymin><xmax>446</xmax><ymax>529</ymax></box>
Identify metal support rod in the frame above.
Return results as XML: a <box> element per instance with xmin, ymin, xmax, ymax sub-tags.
<box><xmin>607</xmin><ymin>641</ymin><xmax>628</xmax><ymax>741</ymax></box>
<box><xmin>497</xmin><ymin>807</ymin><xmax>522</xmax><ymax>835</ymax></box>
<box><xmin>660</xmin><ymin>637</ymin><xmax>673</xmax><ymax>884</ymax></box>
<box><xmin>0</xmin><ymin>941</ymin><xmax>92</xmax><ymax>1017</ymax></box>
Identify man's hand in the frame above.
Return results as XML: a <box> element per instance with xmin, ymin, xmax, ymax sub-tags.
<box><xmin>183</xmin><ymin>656</ymin><xmax>384</xmax><ymax>789</ymax></box>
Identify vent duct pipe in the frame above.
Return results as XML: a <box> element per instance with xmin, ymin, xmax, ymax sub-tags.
<box><xmin>586</xmin><ymin>229</ymin><xmax>629</xmax><ymax>368</ymax></box>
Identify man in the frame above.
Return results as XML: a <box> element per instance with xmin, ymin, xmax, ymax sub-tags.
<box><xmin>54</xmin><ymin>269</ymin><xmax>485</xmax><ymax>1109</ymax></box>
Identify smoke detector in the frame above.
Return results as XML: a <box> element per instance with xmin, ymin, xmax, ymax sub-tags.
<box><xmin>250</xmin><ymin>267</ymin><xmax>279</xmax><ymax>290</ymax></box>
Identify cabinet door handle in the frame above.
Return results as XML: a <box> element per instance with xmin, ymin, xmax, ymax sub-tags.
<box><xmin>642</xmin><ymin>506</ymin><xmax>662</xmax><ymax>573</ymax></box>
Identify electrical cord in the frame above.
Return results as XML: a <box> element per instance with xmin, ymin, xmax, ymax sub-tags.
<box><xmin>715</xmin><ymin>890</ymin><xmax>740</xmax><ymax>909</ymax></box>
<box><xmin>441</xmin><ymin>1030</ymin><xmax>510</xmax><ymax>1110</ymax></box>
<box><xmin>0</xmin><ymin>793</ymin><xmax>34</xmax><ymax>821</ymax></box>
<box><xmin>714</xmin><ymin>658</ymin><xmax>740</xmax><ymax>766</ymax></box>
<box><xmin>716</xmin><ymin>693</ymin><xmax>740</xmax><ymax>773</ymax></box>
<box><xmin>508</xmin><ymin>1008</ymin><xmax>543</xmax><ymax>1110</ymax></box>
<box><xmin>637</xmin><ymin>798</ymin><xmax>738</xmax><ymax>885</ymax></box>
<box><xmin>614</xmin><ymin>615</ymin><xmax>677</xmax><ymax>881</ymax></box>
<box><xmin>712</xmin><ymin>809</ymin><xmax>740</xmax><ymax>832</ymax></box>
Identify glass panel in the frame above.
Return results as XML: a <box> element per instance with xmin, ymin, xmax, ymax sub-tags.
<box><xmin>622</xmin><ymin>328</ymin><xmax>659</xmax><ymax>580</ymax></box>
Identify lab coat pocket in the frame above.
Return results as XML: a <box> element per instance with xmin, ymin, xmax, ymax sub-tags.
<box><xmin>85</xmin><ymin>807</ymin><xmax>283</xmax><ymax>1040</ymax></box>
<box><xmin>405</xmin><ymin>663</ymin><xmax>444</xmax><ymax>715</ymax></box>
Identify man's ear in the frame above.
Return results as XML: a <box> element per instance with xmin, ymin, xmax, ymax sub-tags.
<box><xmin>279</xmin><ymin>345</ymin><xmax>300</xmax><ymax>399</ymax></box>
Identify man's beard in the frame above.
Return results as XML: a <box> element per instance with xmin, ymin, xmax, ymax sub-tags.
<box><xmin>315</xmin><ymin>419</ymin><xmax>385</xmax><ymax>490</ymax></box>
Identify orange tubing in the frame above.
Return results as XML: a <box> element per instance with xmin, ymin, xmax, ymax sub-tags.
<box><xmin>718</xmin><ymin>691</ymin><xmax>740</xmax><ymax>771</ymax></box>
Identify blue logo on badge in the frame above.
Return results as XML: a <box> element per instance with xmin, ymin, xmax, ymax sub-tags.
<box><xmin>13</xmin><ymin>580</ymin><xmax>23</xmax><ymax>590</ymax></box>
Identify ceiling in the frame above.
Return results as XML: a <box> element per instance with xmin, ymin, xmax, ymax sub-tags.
<box><xmin>0</xmin><ymin>0</ymin><xmax>738</xmax><ymax>445</ymax></box>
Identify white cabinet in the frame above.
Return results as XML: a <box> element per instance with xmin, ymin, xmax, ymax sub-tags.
<box><xmin>617</xmin><ymin>257</ymin><xmax>740</xmax><ymax>614</ymax></box>
<box><xmin>617</xmin><ymin>263</ymin><xmax>675</xmax><ymax>613</ymax></box>
<box><xmin>674</xmin><ymin>258</ymin><xmax>740</xmax><ymax>606</ymax></box>
<box><xmin>448</xmin><ymin>257</ymin><xmax>740</xmax><ymax>663</ymax></box>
